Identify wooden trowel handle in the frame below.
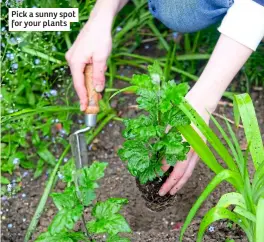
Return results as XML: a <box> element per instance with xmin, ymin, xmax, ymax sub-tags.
<box><xmin>84</xmin><ymin>64</ymin><xmax>100</xmax><ymax>114</ymax></box>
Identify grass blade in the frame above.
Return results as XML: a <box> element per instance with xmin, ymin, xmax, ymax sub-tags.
<box><xmin>180</xmin><ymin>170</ymin><xmax>242</xmax><ymax>241</ymax></box>
<box><xmin>256</xmin><ymin>197</ymin><xmax>264</xmax><ymax>242</ymax></box>
<box><xmin>233</xmin><ymin>206</ymin><xmax>256</xmax><ymax>222</ymax></box>
<box><xmin>210</xmin><ymin>115</ymin><xmax>240</xmax><ymax>167</ymax></box>
<box><xmin>234</xmin><ymin>94</ymin><xmax>264</xmax><ymax>169</ymax></box>
<box><xmin>177</xmin><ymin>125</ymin><xmax>223</xmax><ymax>174</ymax></box>
<box><xmin>216</xmin><ymin>192</ymin><xmax>246</xmax><ymax>208</ymax></box>
<box><xmin>109</xmin><ymin>86</ymin><xmax>138</xmax><ymax>100</ymax></box>
<box><xmin>179</xmin><ymin>100</ymin><xmax>238</xmax><ymax>172</ymax></box>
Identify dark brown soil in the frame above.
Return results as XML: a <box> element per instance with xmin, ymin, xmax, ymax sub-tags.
<box><xmin>136</xmin><ymin>172</ymin><xmax>177</xmax><ymax>212</ymax></box>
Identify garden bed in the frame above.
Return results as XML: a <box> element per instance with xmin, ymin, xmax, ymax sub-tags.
<box><xmin>1</xmin><ymin>87</ymin><xmax>263</xmax><ymax>242</ymax></box>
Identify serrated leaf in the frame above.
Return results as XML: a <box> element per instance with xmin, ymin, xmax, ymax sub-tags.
<box><xmin>48</xmin><ymin>204</ymin><xmax>83</xmax><ymax>234</ymax></box>
<box><xmin>60</xmin><ymin>158</ymin><xmax>74</xmax><ymax>183</ymax></box>
<box><xmin>92</xmin><ymin>198</ymin><xmax>128</xmax><ymax>219</ymax></box>
<box><xmin>50</xmin><ymin>186</ymin><xmax>79</xmax><ymax>210</ymax></box>
<box><xmin>83</xmin><ymin>161</ymin><xmax>108</xmax><ymax>181</ymax></box>
<box><xmin>79</xmin><ymin>188</ymin><xmax>96</xmax><ymax>206</ymax></box>
<box><xmin>36</xmin><ymin>231</ymin><xmax>86</xmax><ymax>242</ymax></box>
<box><xmin>88</xmin><ymin>214</ymin><xmax>131</xmax><ymax>236</ymax></box>
<box><xmin>107</xmin><ymin>235</ymin><xmax>130</xmax><ymax>242</ymax></box>
<box><xmin>1</xmin><ymin>175</ymin><xmax>10</xmax><ymax>185</ymax></box>
<box><xmin>118</xmin><ymin>140</ymin><xmax>150</xmax><ymax>176</ymax></box>
<box><xmin>148</xmin><ymin>61</ymin><xmax>163</xmax><ymax>83</ymax></box>
<box><xmin>136</xmin><ymin>89</ymin><xmax>158</xmax><ymax>113</ymax></box>
<box><xmin>88</xmin><ymin>198</ymin><xmax>130</xmax><ymax>236</ymax></box>
<box><xmin>131</xmin><ymin>74</ymin><xmax>153</xmax><ymax>89</ymax></box>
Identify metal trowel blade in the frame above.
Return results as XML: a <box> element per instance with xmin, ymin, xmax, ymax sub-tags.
<box><xmin>69</xmin><ymin>133</ymin><xmax>89</xmax><ymax>169</ymax></box>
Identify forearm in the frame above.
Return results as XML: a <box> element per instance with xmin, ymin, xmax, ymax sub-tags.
<box><xmin>186</xmin><ymin>33</ymin><xmax>253</xmax><ymax>116</ymax></box>
<box><xmin>89</xmin><ymin>0</ymin><xmax>129</xmax><ymax>27</ymax></box>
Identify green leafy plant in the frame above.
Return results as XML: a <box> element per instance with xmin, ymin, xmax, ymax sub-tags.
<box><xmin>118</xmin><ymin>62</ymin><xmax>190</xmax><ymax>184</ymax></box>
<box><xmin>176</xmin><ymin>94</ymin><xmax>264</xmax><ymax>242</ymax></box>
<box><xmin>35</xmin><ymin>160</ymin><xmax>131</xmax><ymax>242</ymax></box>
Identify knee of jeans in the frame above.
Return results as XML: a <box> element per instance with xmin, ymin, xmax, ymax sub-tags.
<box><xmin>149</xmin><ymin>0</ymin><xmax>233</xmax><ymax>33</ymax></box>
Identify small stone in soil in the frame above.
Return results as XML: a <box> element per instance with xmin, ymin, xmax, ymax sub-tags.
<box><xmin>22</xmin><ymin>218</ymin><xmax>26</xmax><ymax>222</ymax></box>
<box><xmin>8</xmin><ymin>224</ymin><xmax>13</xmax><ymax>229</ymax></box>
<box><xmin>22</xmin><ymin>193</ymin><xmax>26</xmax><ymax>198</ymax></box>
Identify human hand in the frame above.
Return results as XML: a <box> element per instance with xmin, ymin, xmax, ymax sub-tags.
<box><xmin>158</xmin><ymin>92</ymin><xmax>211</xmax><ymax>196</ymax></box>
<box><xmin>66</xmin><ymin>17</ymin><xmax>112</xmax><ymax>111</ymax></box>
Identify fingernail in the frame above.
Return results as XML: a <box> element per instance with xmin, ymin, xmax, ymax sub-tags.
<box><xmin>95</xmin><ymin>85</ymin><xmax>103</xmax><ymax>92</ymax></box>
<box><xmin>159</xmin><ymin>190</ymin><xmax>166</xmax><ymax>196</ymax></box>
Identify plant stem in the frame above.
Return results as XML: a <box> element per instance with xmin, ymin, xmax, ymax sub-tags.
<box><xmin>24</xmin><ymin>145</ymin><xmax>70</xmax><ymax>242</ymax></box>
<box><xmin>81</xmin><ymin>214</ymin><xmax>93</xmax><ymax>241</ymax></box>
<box><xmin>21</xmin><ymin>47</ymin><xmax>62</xmax><ymax>64</ymax></box>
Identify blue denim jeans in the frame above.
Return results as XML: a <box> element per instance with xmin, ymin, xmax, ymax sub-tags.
<box><xmin>148</xmin><ymin>0</ymin><xmax>234</xmax><ymax>32</ymax></box>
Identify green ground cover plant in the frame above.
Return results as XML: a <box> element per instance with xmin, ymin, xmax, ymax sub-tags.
<box><xmin>32</xmin><ymin>160</ymin><xmax>131</xmax><ymax>242</ymax></box>
<box><xmin>177</xmin><ymin>94</ymin><xmax>264</xmax><ymax>241</ymax></box>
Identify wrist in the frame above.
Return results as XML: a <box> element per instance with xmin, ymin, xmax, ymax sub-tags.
<box><xmin>185</xmin><ymin>86</ymin><xmax>219</xmax><ymax>119</ymax></box>
<box><xmin>89</xmin><ymin>0</ymin><xmax>116</xmax><ymax>28</ymax></box>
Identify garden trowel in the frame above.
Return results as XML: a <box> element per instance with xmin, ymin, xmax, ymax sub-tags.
<box><xmin>69</xmin><ymin>64</ymin><xmax>100</xmax><ymax>169</ymax></box>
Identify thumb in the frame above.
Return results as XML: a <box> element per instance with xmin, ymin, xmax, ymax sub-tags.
<box><xmin>92</xmin><ymin>58</ymin><xmax>107</xmax><ymax>92</ymax></box>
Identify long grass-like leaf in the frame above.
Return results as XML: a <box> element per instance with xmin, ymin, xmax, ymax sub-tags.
<box><xmin>177</xmin><ymin>125</ymin><xmax>223</xmax><ymax>174</ymax></box>
<box><xmin>225</xmin><ymin>119</ymin><xmax>254</xmax><ymax>213</ymax></box>
<box><xmin>109</xmin><ymin>86</ymin><xmax>138</xmax><ymax>100</ymax></box>
<box><xmin>216</xmin><ymin>192</ymin><xmax>246</xmax><ymax>208</ymax></box>
<box><xmin>233</xmin><ymin>206</ymin><xmax>256</xmax><ymax>222</ymax></box>
<box><xmin>253</xmin><ymin>160</ymin><xmax>264</xmax><ymax>197</ymax></box>
<box><xmin>210</xmin><ymin>115</ymin><xmax>240</xmax><ymax>166</ymax></box>
<box><xmin>197</xmin><ymin>207</ymin><xmax>253</xmax><ymax>242</ymax></box>
<box><xmin>180</xmin><ymin>170</ymin><xmax>242</xmax><ymax>241</ymax></box>
<box><xmin>179</xmin><ymin>100</ymin><xmax>238</xmax><ymax>172</ymax></box>
<box><xmin>234</xmin><ymin>94</ymin><xmax>264</xmax><ymax>169</ymax></box>
<box><xmin>256</xmin><ymin>197</ymin><xmax>264</xmax><ymax>242</ymax></box>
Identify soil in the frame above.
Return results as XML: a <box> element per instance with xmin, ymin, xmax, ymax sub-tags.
<box><xmin>136</xmin><ymin>171</ymin><xmax>177</xmax><ymax>212</ymax></box>
<box><xmin>1</xmin><ymin>56</ymin><xmax>264</xmax><ymax>241</ymax></box>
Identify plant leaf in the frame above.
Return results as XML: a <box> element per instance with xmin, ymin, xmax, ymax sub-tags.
<box><xmin>0</xmin><ymin>175</ymin><xmax>10</xmax><ymax>185</ymax></box>
<box><xmin>179</xmin><ymin>100</ymin><xmax>238</xmax><ymax>172</ymax></box>
<box><xmin>256</xmin><ymin>197</ymin><xmax>264</xmax><ymax>242</ymax></box>
<box><xmin>177</xmin><ymin>125</ymin><xmax>223</xmax><ymax>174</ymax></box>
<box><xmin>234</xmin><ymin>94</ymin><xmax>264</xmax><ymax>169</ymax></box>
<box><xmin>87</xmin><ymin>198</ymin><xmax>131</xmax><ymax>236</ymax></box>
<box><xmin>233</xmin><ymin>206</ymin><xmax>256</xmax><ymax>222</ymax></box>
<box><xmin>35</xmin><ymin>231</ymin><xmax>86</xmax><ymax>242</ymax></box>
<box><xmin>107</xmin><ymin>235</ymin><xmax>130</xmax><ymax>242</ymax></box>
<box><xmin>216</xmin><ymin>192</ymin><xmax>246</xmax><ymax>209</ymax></box>
<box><xmin>109</xmin><ymin>86</ymin><xmax>138</xmax><ymax>100</ymax></box>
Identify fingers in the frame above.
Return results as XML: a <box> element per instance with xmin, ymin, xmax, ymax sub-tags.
<box><xmin>161</xmin><ymin>158</ymin><xmax>170</xmax><ymax>172</ymax></box>
<box><xmin>170</xmin><ymin>152</ymin><xmax>198</xmax><ymax>195</ymax></box>
<box><xmin>69</xmin><ymin>62</ymin><xmax>88</xmax><ymax>111</ymax></box>
<box><xmin>159</xmin><ymin>151</ymin><xmax>194</xmax><ymax>196</ymax></box>
<box><xmin>92</xmin><ymin>58</ymin><xmax>107</xmax><ymax>92</ymax></box>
